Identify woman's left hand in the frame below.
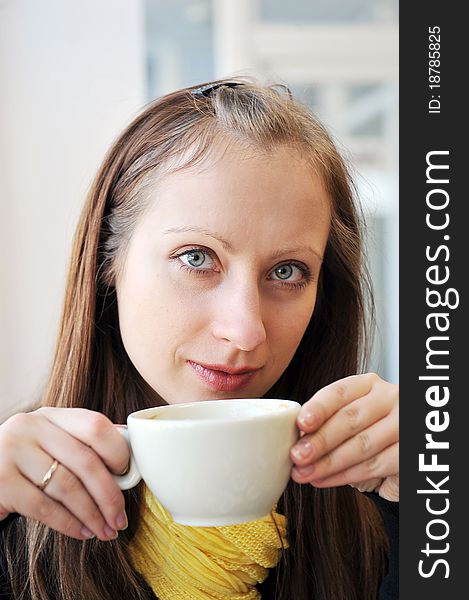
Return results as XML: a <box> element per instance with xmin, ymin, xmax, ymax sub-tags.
<box><xmin>290</xmin><ymin>373</ymin><xmax>399</xmax><ymax>501</ymax></box>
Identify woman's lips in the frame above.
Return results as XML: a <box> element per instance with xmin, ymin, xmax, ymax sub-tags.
<box><xmin>187</xmin><ymin>361</ymin><xmax>260</xmax><ymax>392</ymax></box>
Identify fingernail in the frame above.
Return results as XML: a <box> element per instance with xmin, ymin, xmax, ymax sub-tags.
<box><xmin>104</xmin><ymin>525</ymin><xmax>118</xmax><ymax>539</ymax></box>
<box><xmin>119</xmin><ymin>462</ymin><xmax>130</xmax><ymax>476</ymax></box>
<box><xmin>116</xmin><ymin>511</ymin><xmax>128</xmax><ymax>530</ymax></box>
<box><xmin>292</xmin><ymin>440</ymin><xmax>312</xmax><ymax>459</ymax></box>
<box><xmin>298</xmin><ymin>411</ymin><xmax>315</xmax><ymax>428</ymax></box>
<box><xmin>80</xmin><ymin>526</ymin><xmax>95</xmax><ymax>539</ymax></box>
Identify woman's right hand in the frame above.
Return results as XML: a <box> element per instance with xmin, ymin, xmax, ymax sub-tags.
<box><xmin>0</xmin><ymin>407</ymin><xmax>131</xmax><ymax>541</ymax></box>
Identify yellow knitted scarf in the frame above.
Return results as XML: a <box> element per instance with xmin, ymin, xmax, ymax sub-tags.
<box><xmin>129</xmin><ymin>488</ymin><xmax>288</xmax><ymax>600</ymax></box>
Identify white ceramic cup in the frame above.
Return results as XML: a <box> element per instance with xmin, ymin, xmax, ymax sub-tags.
<box><xmin>114</xmin><ymin>398</ymin><xmax>301</xmax><ymax>526</ymax></box>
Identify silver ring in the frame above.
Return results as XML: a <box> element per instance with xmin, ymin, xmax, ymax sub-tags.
<box><xmin>38</xmin><ymin>458</ymin><xmax>59</xmax><ymax>491</ymax></box>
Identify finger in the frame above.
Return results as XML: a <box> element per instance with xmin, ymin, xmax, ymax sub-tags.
<box><xmin>36</xmin><ymin>407</ymin><xmax>129</xmax><ymax>475</ymax></box>
<box><xmin>33</xmin><ymin>416</ymin><xmax>127</xmax><ymax>534</ymax></box>
<box><xmin>3</xmin><ymin>473</ymin><xmax>94</xmax><ymax>540</ymax></box>
<box><xmin>292</xmin><ymin>412</ymin><xmax>398</xmax><ymax>482</ymax></box>
<box><xmin>12</xmin><ymin>440</ymin><xmax>118</xmax><ymax>540</ymax></box>
<box><xmin>39</xmin><ymin>462</ymin><xmax>119</xmax><ymax>541</ymax></box>
<box><xmin>349</xmin><ymin>478</ymin><xmax>384</xmax><ymax>493</ymax></box>
<box><xmin>292</xmin><ymin>442</ymin><xmax>399</xmax><ymax>488</ymax></box>
<box><xmin>291</xmin><ymin>393</ymin><xmax>394</xmax><ymax>467</ymax></box>
<box><xmin>297</xmin><ymin>374</ymin><xmax>379</xmax><ymax>433</ymax></box>
<box><xmin>377</xmin><ymin>474</ymin><xmax>400</xmax><ymax>501</ymax></box>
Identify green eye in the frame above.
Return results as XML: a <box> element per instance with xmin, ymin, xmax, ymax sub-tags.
<box><xmin>270</xmin><ymin>263</ymin><xmax>312</xmax><ymax>289</ymax></box>
<box><xmin>176</xmin><ymin>248</ymin><xmax>217</xmax><ymax>271</ymax></box>
<box><xmin>184</xmin><ymin>250</ymin><xmax>207</xmax><ymax>267</ymax></box>
<box><xmin>274</xmin><ymin>264</ymin><xmax>294</xmax><ymax>280</ymax></box>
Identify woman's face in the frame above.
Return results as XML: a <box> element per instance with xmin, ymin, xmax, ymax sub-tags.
<box><xmin>115</xmin><ymin>144</ymin><xmax>331</xmax><ymax>404</ymax></box>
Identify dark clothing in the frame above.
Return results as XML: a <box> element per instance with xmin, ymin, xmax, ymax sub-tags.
<box><xmin>365</xmin><ymin>493</ymin><xmax>399</xmax><ymax>600</ymax></box>
<box><xmin>0</xmin><ymin>494</ymin><xmax>398</xmax><ymax>599</ymax></box>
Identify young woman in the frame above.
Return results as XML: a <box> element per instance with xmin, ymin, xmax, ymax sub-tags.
<box><xmin>0</xmin><ymin>79</ymin><xmax>398</xmax><ymax>600</ymax></box>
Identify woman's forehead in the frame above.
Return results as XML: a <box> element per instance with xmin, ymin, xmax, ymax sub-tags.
<box><xmin>133</xmin><ymin>144</ymin><xmax>331</xmax><ymax>256</ymax></box>
<box><xmin>154</xmin><ymin>142</ymin><xmax>327</xmax><ymax>203</ymax></box>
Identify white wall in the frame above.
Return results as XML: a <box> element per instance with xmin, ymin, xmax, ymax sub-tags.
<box><xmin>0</xmin><ymin>0</ymin><xmax>146</xmax><ymax>420</ymax></box>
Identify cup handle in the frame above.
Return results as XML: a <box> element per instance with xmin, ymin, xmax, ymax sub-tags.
<box><xmin>113</xmin><ymin>426</ymin><xmax>142</xmax><ymax>490</ymax></box>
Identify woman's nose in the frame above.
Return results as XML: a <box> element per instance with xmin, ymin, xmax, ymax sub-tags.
<box><xmin>211</xmin><ymin>280</ymin><xmax>267</xmax><ymax>352</ymax></box>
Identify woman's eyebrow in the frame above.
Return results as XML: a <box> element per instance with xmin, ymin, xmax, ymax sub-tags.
<box><xmin>270</xmin><ymin>246</ymin><xmax>323</xmax><ymax>263</ymax></box>
<box><xmin>162</xmin><ymin>226</ymin><xmax>233</xmax><ymax>250</ymax></box>
<box><xmin>163</xmin><ymin>226</ymin><xmax>323</xmax><ymax>262</ymax></box>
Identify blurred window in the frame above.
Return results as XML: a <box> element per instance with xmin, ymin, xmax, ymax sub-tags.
<box><xmin>259</xmin><ymin>0</ymin><xmax>398</xmax><ymax>23</ymax></box>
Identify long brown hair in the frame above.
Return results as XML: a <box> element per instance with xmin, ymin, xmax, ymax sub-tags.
<box><xmin>4</xmin><ymin>79</ymin><xmax>387</xmax><ymax>599</ymax></box>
